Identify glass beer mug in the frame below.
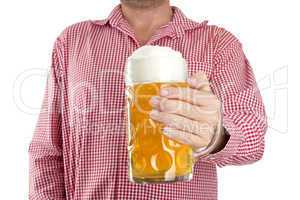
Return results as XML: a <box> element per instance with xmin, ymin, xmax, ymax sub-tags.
<box><xmin>125</xmin><ymin>46</ymin><xmax>194</xmax><ymax>183</ymax></box>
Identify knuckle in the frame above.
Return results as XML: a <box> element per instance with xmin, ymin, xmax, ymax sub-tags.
<box><xmin>201</xmin><ymin>74</ymin><xmax>208</xmax><ymax>81</ymax></box>
<box><xmin>165</xmin><ymin>115</ymin><xmax>179</xmax><ymax>127</ymax></box>
<box><xmin>185</xmin><ymin>122</ymin><xmax>194</xmax><ymax>133</ymax></box>
<box><xmin>197</xmin><ymin>71</ymin><xmax>208</xmax><ymax>80</ymax></box>
<box><xmin>210</xmin><ymin>116</ymin><xmax>218</xmax><ymax>125</ymax></box>
<box><xmin>177</xmin><ymin>88</ymin><xmax>186</xmax><ymax>98</ymax></box>
<box><xmin>212</xmin><ymin>96</ymin><xmax>221</xmax><ymax>107</ymax></box>
<box><xmin>172</xmin><ymin>87</ymin><xmax>180</xmax><ymax>95</ymax></box>
<box><xmin>194</xmin><ymin>106</ymin><xmax>205</xmax><ymax>115</ymax></box>
<box><xmin>195</xmin><ymin>70</ymin><xmax>205</xmax><ymax>77</ymax></box>
<box><xmin>161</xmin><ymin>99</ymin><xmax>174</xmax><ymax>111</ymax></box>
<box><xmin>164</xmin><ymin>100</ymin><xmax>183</xmax><ymax>113</ymax></box>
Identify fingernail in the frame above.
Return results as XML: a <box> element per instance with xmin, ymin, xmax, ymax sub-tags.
<box><xmin>150</xmin><ymin>96</ymin><xmax>160</xmax><ymax>105</ymax></box>
<box><xmin>149</xmin><ymin>110</ymin><xmax>159</xmax><ymax>117</ymax></box>
<box><xmin>160</xmin><ymin>88</ymin><xmax>169</xmax><ymax>96</ymax></box>
<box><xmin>163</xmin><ymin>127</ymin><xmax>175</xmax><ymax>136</ymax></box>
<box><xmin>163</xmin><ymin>127</ymin><xmax>171</xmax><ymax>133</ymax></box>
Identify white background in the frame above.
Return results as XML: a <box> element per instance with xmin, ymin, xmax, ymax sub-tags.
<box><xmin>0</xmin><ymin>0</ymin><xmax>299</xmax><ymax>199</ymax></box>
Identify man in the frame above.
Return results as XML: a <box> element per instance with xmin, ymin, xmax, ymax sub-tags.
<box><xmin>29</xmin><ymin>0</ymin><xmax>267</xmax><ymax>199</ymax></box>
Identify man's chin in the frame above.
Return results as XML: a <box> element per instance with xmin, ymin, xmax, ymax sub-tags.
<box><xmin>121</xmin><ymin>0</ymin><xmax>167</xmax><ymax>9</ymax></box>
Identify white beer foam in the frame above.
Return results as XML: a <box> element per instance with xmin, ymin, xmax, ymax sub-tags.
<box><xmin>125</xmin><ymin>45</ymin><xmax>187</xmax><ymax>85</ymax></box>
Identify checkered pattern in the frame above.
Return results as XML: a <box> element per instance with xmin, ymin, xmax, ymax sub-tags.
<box><xmin>29</xmin><ymin>4</ymin><xmax>267</xmax><ymax>200</ymax></box>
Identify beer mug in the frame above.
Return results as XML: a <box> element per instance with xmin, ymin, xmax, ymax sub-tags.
<box><xmin>125</xmin><ymin>46</ymin><xmax>194</xmax><ymax>183</ymax></box>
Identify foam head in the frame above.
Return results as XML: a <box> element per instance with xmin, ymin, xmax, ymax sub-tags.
<box><xmin>125</xmin><ymin>46</ymin><xmax>187</xmax><ymax>85</ymax></box>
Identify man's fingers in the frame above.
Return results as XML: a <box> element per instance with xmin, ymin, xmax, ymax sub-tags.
<box><xmin>150</xmin><ymin>97</ymin><xmax>218</xmax><ymax>124</ymax></box>
<box><xmin>187</xmin><ymin>71</ymin><xmax>211</xmax><ymax>91</ymax></box>
<box><xmin>159</xmin><ymin>87</ymin><xmax>219</xmax><ymax>107</ymax></box>
<box><xmin>149</xmin><ymin>110</ymin><xmax>213</xmax><ymax>138</ymax></box>
<box><xmin>149</xmin><ymin>96</ymin><xmax>164</xmax><ymax>109</ymax></box>
<box><xmin>162</xmin><ymin>127</ymin><xmax>209</xmax><ymax>149</ymax></box>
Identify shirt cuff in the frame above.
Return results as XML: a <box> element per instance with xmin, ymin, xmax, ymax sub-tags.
<box><xmin>200</xmin><ymin>115</ymin><xmax>245</xmax><ymax>167</ymax></box>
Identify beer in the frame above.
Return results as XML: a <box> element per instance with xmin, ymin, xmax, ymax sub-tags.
<box><xmin>125</xmin><ymin>46</ymin><xmax>194</xmax><ymax>183</ymax></box>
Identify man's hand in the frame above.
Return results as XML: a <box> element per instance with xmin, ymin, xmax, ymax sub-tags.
<box><xmin>149</xmin><ymin>71</ymin><xmax>224</xmax><ymax>155</ymax></box>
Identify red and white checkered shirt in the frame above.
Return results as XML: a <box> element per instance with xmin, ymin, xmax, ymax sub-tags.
<box><xmin>29</xmin><ymin>4</ymin><xmax>267</xmax><ymax>200</ymax></box>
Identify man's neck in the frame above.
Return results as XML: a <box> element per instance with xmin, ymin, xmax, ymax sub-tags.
<box><xmin>121</xmin><ymin>2</ymin><xmax>172</xmax><ymax>45</ymax></box>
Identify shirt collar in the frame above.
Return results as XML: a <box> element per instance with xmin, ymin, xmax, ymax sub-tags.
<box><xmin>91</xmin><ymin>4</ymin><xmax>208</xmax><ymax>38</ymax></box>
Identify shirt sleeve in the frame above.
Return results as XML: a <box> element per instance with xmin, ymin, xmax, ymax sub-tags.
<box><xmin>201</xmin><ymin>28</ymin><xmax>268</xmax><ymax>167</ymax></box>
<box><xmin>28</xmin><ymin>38</ymin><xmax>66</xmax><ymax>199</ymax></box>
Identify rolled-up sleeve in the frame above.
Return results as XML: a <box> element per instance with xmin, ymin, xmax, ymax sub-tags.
<box><xmin>202</xmin><ymin>29</ymin><xmax>268</xmax><ymax>167</ymax></box>
<box><xmin>28</xmin><ymin>38</ymin><xmax>66</xmax><ymax>199</ymax></box>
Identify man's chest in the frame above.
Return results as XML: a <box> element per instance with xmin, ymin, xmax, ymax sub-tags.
<box><xmin>64</xmin><ymin>37</ymin><xmax>214</xmax><ymax>120</ymax></box>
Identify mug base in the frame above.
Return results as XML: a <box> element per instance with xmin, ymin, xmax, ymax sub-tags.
<box><xmin>130</xmin><ymin>173</ymin><xmax>192</xmax><ymax>184</ymax></box>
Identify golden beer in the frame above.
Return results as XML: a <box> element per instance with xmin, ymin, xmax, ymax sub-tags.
<box><xmin>125</xmin><ymin>46</ymin><xmax>194</xmax><ymax>183</ymax></box>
